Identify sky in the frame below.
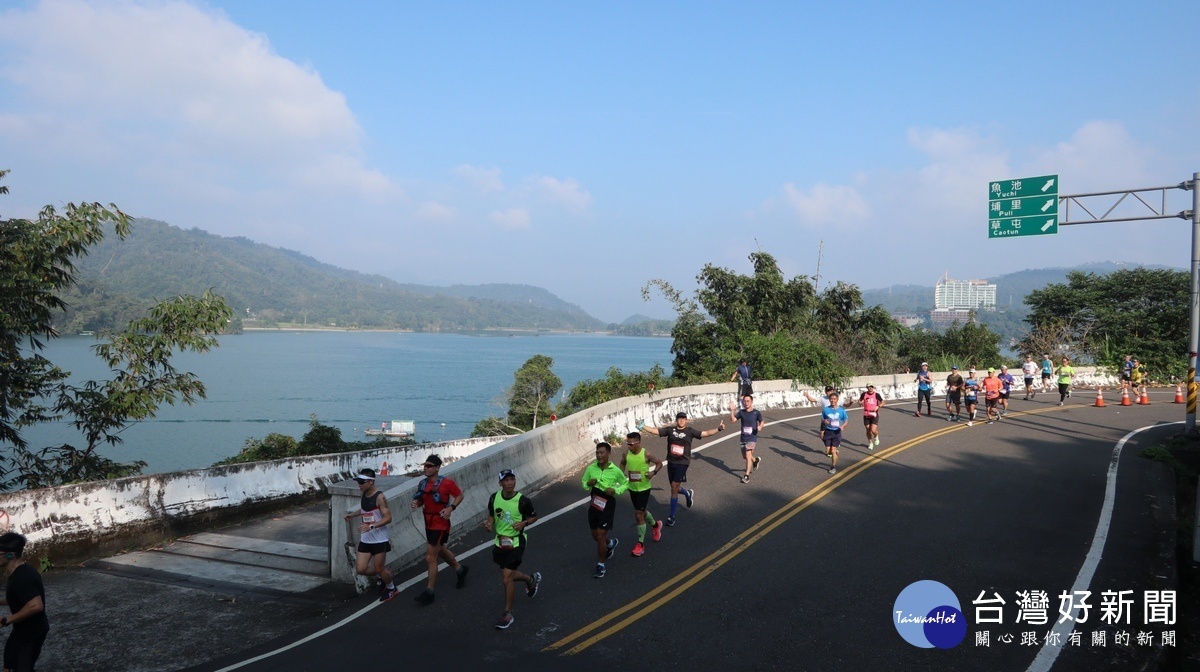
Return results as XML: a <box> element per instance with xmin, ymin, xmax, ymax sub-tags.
<box><xmin>1</xmin><ymin>0</ymin><xmax>1197</xmax><ymax>323</ymax></box>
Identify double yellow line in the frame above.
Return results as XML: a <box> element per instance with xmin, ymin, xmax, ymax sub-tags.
<box><xmin>545</xmin><ymin>407</ymin><xmax>1062</xmax><ymax>655</ymax></box>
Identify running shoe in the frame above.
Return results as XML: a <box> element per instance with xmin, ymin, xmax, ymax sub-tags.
<box><xmin>752</xmin><ymin>456</ymin><xmax>762</xmax><ymax>471</ymax></box>
<box><xmin>496</xmin><ymin>611</ymin><xmax>515</xmax><ymax>629</ymax></box>
<box><xmin>740</xmin><ymin>474</ymin><xmax>750</xmax><ymax>484</ymax></box>
<box><xmin>867</xmin><ymin>442</ymin><xmax>874</xmax><ymax>452</ymax></box>
<box><xmin>593</xmin><ymin>563</ymin><xmax>606</xmax><ymax>579</ymax></box>
<box><xmin>380</xmin><ymin>586</ymin><xmax>398</xmax><ymax>603</ymax></box>
<box><xmin>665</xmin><ymin>516</ymin><xmax>676</xmax><ymax>527</ymax></box>
<box><xmin>1058</xmin><ymin>402</ymin><xmax>1064</xmax><ymax>406</ymax></box>
<box><xmin>606</xmin><ymin>538</ymin><xmax>619</xmax><ymax>559</ymax></box>
<box><xmin>414</xmin><ymin>589</ymin><xmax>435</xmax><ymax>605</ymax></box>
<box><xmin>947</xmin><ymin>415</ymin><xmax>954</xmax><ymax>422</ymax></box>
<box><xmin>527</xmin><ymin>571</ymin><xmax>541</xmax><ymax>598</ymax></box>
<box><xmin>828</xmin><ymin>467</ymin><xmax>836</xmax><ymax>475</ymax></box>
<box><xmin>914</xmin><ymin>411</ymin><xmax>921</xmax><ymax>417</ymax></box>
<box><xmin>631</xmin><ymin>542</ymin><xmax>645</xmax><ymax>557</ymax></box>
<box><xmin>455</xmin><ymin>564</ymin><xmax>470</xmax><ymax>589</ymax></box>
<box><xmin>651</xmin><ymin>519</ymin><xmax>663</xmax><ymax>541</ymax></box>
<box><xmin>986</xmin><ymin>420</ymin><xmax>994</xmax><ymax>425</ymax></box>
<box><xmin>967</xmin><ymin>421</ymin><xmax>973</xmax><ymax>427</ymax></box>
<box><xmin>874</xmin><ymin>438</ymin><xmax>880</xmax><ymax>447</ymax></box>
<box><xmin>684</xmin><ymin>488</ymin><xmax>695</xmax><ymax>508</ymax></box>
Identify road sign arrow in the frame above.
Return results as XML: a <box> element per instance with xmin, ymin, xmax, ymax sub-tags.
<box><xmin>1041</xmin><ymin>219</ymin><xmax>1055</xmax><ymax>232</ymax></box>
<box><xmin>1041</xmin><ymin>199</ymin><xmax>1055</xmax><ymax>212</ymax></box>
<box><xmin>1041</xmin><ymin>178</ymin><xmax>1056</xmax><ymax>192</ymax></box>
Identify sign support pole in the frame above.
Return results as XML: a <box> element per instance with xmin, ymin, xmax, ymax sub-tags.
<box><xmin>1189</xmin><ymin>172</ymin><xmax>1200</xmax><ymax>434</ymax></box>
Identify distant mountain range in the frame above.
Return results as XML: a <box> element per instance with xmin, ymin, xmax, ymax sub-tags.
<box><xmin>59</xmin><ymin>219</ymin><xmax>606</xmax><ymax>333</ymax></box>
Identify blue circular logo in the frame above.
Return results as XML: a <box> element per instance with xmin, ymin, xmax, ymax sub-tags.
<box><xmin>893</xmin><ymin>580</ymin><xmax>967</xmax><ymax>649</ymax></box>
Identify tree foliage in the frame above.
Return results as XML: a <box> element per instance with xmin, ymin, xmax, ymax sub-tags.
<box><xmin>214</xmin><ymin>416</ymin><xmax>411</xmax><ymax>466</ymax></box>
<box><xmin>471</xmin><ymin>355</ymin><xmax>562</xmax><ymax>437</ymax></box>
<box><xmin>560</xmin><ymin>365</ymin><xmax>669</xmax><ymax>416</ymax></box>
<box><xmin>1021</xmin><ymin>268</ymin><xmax>1188</xmax><ymax>380</ymax></box>
<box><xmin>1</xmin><ymin>171</ymin><xmax>234</xmax><ymax>489</ymax></box>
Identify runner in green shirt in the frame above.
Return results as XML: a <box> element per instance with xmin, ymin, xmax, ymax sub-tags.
<box><xmin>484</xmin><ymin>469</ymin><xmax>541</xmax><ymax>629</ymax></box>
<box><xmin>582</xmin><ymin>442</ymin><xmax>629</xmax><ymax>578</ymax></box>
<box><xmin>619</xmin><ymin>432</ymin><xmax>665</xmax><ymax>558</ymax></box>
<box><xmin>1057</xmin><ymin>357</ymin><xmax>1075</xmax><ymax>405</ymax></box>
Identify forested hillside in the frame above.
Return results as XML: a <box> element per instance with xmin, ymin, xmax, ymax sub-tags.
<box><xmin>58</xmin><ymin>219</ymin><xmax>605</xmax><ymax>332</ymax></box>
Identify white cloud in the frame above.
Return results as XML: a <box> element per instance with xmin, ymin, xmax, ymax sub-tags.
<box><xmin>455</xmin><ymin>164</ymin><xmax>505</xmax><ymax>194</ymax></box>
<box><xmin>1031</xmin><ymin>121</ymin><xmax>1153</xmax><ymax>190</ymax></box>
<box><xmin>0</xmin><ymin>0</ymin><xmax>394</xmax><ymax>200</ymax></box>
<box><xmin>524</xmin><ymin>175</ymin><xmax>593</xmax><ymax>213</ymax></box>
<box><xmin>781</xmin><ymin>181</ymin><xmax>871</xmax><ymax>228</ymax></box>
<box><xmin>906</xmin><ymin>126</ymin><xmax>1008</xmax><ymax>214</ymax></box>
<box><xmin>415</xmin><ymin>201</ymin><xmax>458</xmax><ymax>224</ymax></box>
<box><xmin>488</xmin><ymin>208</ymin><xmax>531</xmax><ymax>230</ymax></box>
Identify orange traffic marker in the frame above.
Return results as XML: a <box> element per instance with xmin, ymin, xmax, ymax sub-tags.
<box><xmin>380</xmin><ymin>461</ymin><xmax>389</xmax><ymax>476</ymax></box>
<box><xmin>1138</xmin><ymin>387</ymin><xmax>1151</xmax><ymax>405</ymax></box>
<box><xmin>1174</xmin><ymin>385</ymin><xmax>1185</xmax><ymax>403</ymax></box>
<box><xmin>1120</xmin><ymin>388</ymin><xmax>1133</xmax><ymax>406</ymax></box>
<box><xmin>1094</xmin><ymin>388</ymin><xmax>1106</xmax><ymax>407</ymax></box>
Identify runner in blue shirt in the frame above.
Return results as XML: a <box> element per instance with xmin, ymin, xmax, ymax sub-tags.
<box><xmin>1040</xmin><ymin>355</ymin><xmax>1055</xmax><ymax>394</ymax></box>
<box><xmin>963</xmin><ymin>368</ymin><xmax>980</xmax><ymax>426</ymax></box>
<box><xmin>729</xmin><ymin>396</ymin><xmax>764</xmax><ymax>484</ymax></box>
<box><xmin>997</xmin><ymin>365</ymin><xmax>1016</xmax><ymax>416</ymax></box>
<box><xmin>821</xmin><ymin>392</ymin><xmax>849</xmax><ymax>475</ymax></box>
<box><xmin>914</xmin><ymin>363</ymin><xmax>933</xmax><ymax>417</ymax></box>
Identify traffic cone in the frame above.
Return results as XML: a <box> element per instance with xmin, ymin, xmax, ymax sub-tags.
<box><xmin>1138</xmin><ymin>387</ymin><xmax>1151</xmax><ymax>405</ymax></box>
<box><xmin>1093</xmin><ymin>388</ymin><xmax>1106</xmax><ymax>407</ymax></box>
<box><xmin>1120</xmin><ymin>388</ymin><xmax>1133</xmax><ymax>406</ymax></box>
<box><xmin>1174</xmin><ymin>385</ymin><xmax>1185</xmax><ymax>403</ymax></box>
<box><xmin>380</xmin><ymin>461</ymin><xmax>389</xmax><ymax>476</ymax></box>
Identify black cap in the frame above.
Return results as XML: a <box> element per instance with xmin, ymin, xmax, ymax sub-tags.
<box><xmin>675</xmin><ymin>412</ymin><xmax>687</xmax><ymax>419</ymax></box>
<box><xmin>498</xmin><ymin>469</ymin><xmax>515</xmax><ymax>482</ymax></box>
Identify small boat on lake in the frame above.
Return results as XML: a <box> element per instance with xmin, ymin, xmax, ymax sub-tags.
<box><xmin>364</xmin><ymin>420</ymin><xmax>415</xmax><ymax>438</ymax></box>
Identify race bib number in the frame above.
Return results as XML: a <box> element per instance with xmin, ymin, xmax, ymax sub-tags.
<box><xmin>827</xmin><ymin>418</ymin><xmax>841</xmax><ymax>430</ymax></box>
<box><xmin>590</xmin><ymin>495</ymin><xmax>608</xmax><ymax>511</ymax></box>
<box><xmin>628</xmin><ymin>471</ymin><xmax>643</xmax><ymax>481</ymax></box>
<box><xmin>864</xmin><ymin>410</ymin><xmax>877</xmax><ymax>418</ymax></box>
<box><xmin>741</xmin><ymin>426</ymin><xmax>753</xmax><ymax>435</ymax></box>
<box><xmin>498</xmin><ymin>536</ymin><xmax>515</xmax><ymax>549</ymax></box>
<box><xmin>669</xmin><ymin>443</ymin><xmax>685</xmax><ymax>457</ymax></box>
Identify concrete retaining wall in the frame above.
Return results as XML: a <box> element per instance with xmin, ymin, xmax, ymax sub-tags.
<box><xmin>0</xmin><ymin>436</ymin><xmax>504</xmax><ymax>562</ymax></box>
<box><xmin>328</xmin><ymin>367</ymin><xmax>1118</xmax><ymax>588</ymax></box>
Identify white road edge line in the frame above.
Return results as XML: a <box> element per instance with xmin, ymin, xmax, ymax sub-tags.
<box><xmin>213</xmin><ymin>408</ymin><xmax>824</xmax><ymax>671</ymax></box>
<box><xmin>1024</xmin><ymin>421</ymin><xmax>1182</xmax><ymax>672</ymax></box>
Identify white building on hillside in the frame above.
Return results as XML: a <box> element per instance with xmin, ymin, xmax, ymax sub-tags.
<box><xmin>930</xmin><ymin>274</ymin><xmax>997</xmax><ymax>326</ymax></box>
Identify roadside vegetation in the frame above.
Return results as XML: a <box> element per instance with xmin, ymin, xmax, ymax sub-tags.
<box><xmin>213</xmin><ymin>415</ymin><xmax>414</xmax><ymax>466</ymax></box>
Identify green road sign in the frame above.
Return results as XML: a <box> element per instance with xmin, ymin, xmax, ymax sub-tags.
<box><xmin>988</xmin><ymin>174</ymin><xmax>1059</xmax><ymax>238</ymax></box>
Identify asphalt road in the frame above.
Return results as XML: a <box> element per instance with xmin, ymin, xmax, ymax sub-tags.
<box><xmin>191</xmin><ymin>390</ymin><xmax>1186</xmax><ymax>672</ymax></box>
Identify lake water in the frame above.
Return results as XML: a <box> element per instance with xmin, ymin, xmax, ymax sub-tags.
<box><xmin>17</xmin><ymin>331</ymin><xmax>673</xmax><ymax>474</ymax></box>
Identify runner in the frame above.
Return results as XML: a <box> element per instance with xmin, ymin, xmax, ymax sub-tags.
<box><xmin>859</xmin><ymin>384</ymin><xmax>885</xmax><ymax>449</ymax></box>
<box><xmin>1130</xmin><ymin>358</ymin><xmax>1144</xmax><ymax>396</ymax></box>
<box><xmin>1040</xmin><ymin>354</ymin><xmax>1055</xmax><ymax>394</ymax></box>
<box><xmin>341</xmin><ymin>467</ymin><xmax>398</xmax><ymax>602</ymax></box>
<box><xmin>806</xmin><ymin>386</ymin><xmax>853</xmax><ymax>441</ymax></box>
<box><xmin>1021</xmin><ymin>355</ymin><xmax>1039</xmax><ymax>400</ymax></box>
<box><xmin>638</xmin><ymin>412</ymin><xmax>724</xmax><ymax>527</ymax></box>
<box><xmin>484</xmin><ymin>469</ymin><xmax>541</xmax><ymax>629</ymax></box>
<box><xmin>410</xmin><ymin>454</ymin><xmax>468</xmax><ymax>605</ymax></box>
<box><xmin>1121</xmin><ymin>355</ymin><xmax>1135</xmax><ymax>392</ymax></box>
<box><xmin>821</xmin><ymin>392</ymin><xmax>849</xmax><ymax>475</ymax></box>
<box><xmin>729</xmin><ymin>396</ymin><xmax>764</xmax><ymax>483</ymax></box>
<box><xmin>981</xmin><ymin>368</ymin><xmax>1003</xmax><ymax>424</ymax></box>
<box><xmin>1057</xmin><ymin>357</ymin><xmax>1075</xmax><ymax>405</ymax></box>
<box><xmin>582</xmin><ymin>442</ymin><xmax>629</xmax><ymax>578</ymax></box>
<box><xmin>730</xmin><ymin>359</ymin><xmax>754</xmax><ymax>408</ymax></box>
<box><xmin>619</xmin><ymin>432</ymin><xmax>664</xmax><ymax>557</ymax></box>
<box><xmin>0</xmin><ymin>532</ymin><xmax>49</xmax><ymax>672</ymax></box>
<box><xmin>997</xmin><ymin>365</ymin><xmax>1016</xmax><ymax>415</ymax></box>
<box><xmin>914</xmin><ymin>363</ymin><xmax>933</xmax><ymax>417</ymax></box>
<box><xmin>963</xmin><ymin>368</ymin><xmax>980</xmax><ymax>426</ymax></box>
<box><xmin>945</xmin><ymin>366</ymin><xmax>964</xmax><ymax>422</ymax></box>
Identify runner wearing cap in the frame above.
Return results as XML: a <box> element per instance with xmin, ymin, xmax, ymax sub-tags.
<box><xmin>915</xmin><ymin>363</ymin><xmax>933</xmax><ymax>417</ymax></box>
<box><xmin>858</xmin><ymin>384</ymin><xmax>885</xmax><ymax>449</ymax></box>
<box><xmin>342</xmin><ymin>468</ymin><xmax>398</xmax><ymax>602</ymax></box>
<box><xmin>638</xmin><ymin>411</ymin><xmax>724</xmax><ymax>526</ymax></box>
<box><xmin>582</xmin><ymin>442</ymin><xmax>629</xmax><ymax>578</ymax></box>
<box><xmin>963</xmin><ymin>368</ymin><xmax>980</xmax><ymax>426</ymax></box>
<box><xmin>1057</xmin><ymin>357</ymin><xmax>1075</xmax><ymax>405</ymax></box>
<box><xmin>997</xmin><ymin>365</ymin><xmax>1016</xmax><ymax>415</ymax></box>
<box><xmin>981</xmin><ymin>368</ymin><xmax>1003</xmax><ymax>424</ymax></box>
<box><xmin>410</xmin><ymin>454</ymin><xmax>468</xmax><ymax>605</ymax></box>
<box><xmin>1041</xmin><ymin>354</ymin><xmax>1055</xmax><ymax>394</ymax></box>
<box><xmin>484</xmin><ymin>469</ymin><xmax>540</xmax><ymax>629</ymax></box>
<box><xmin>729</xmin><ymin>396</ymin><xmax>764</xmax><ymax>483</ymax></box>
<box><xmin>619</xmin><ymin>432</ymin><xmax>664</xmax><ymax>557</ymax></box>
<box><xmin>1021</xmin><ymin>355</ymin><xmax>1039</xmax><ymax>400</ymax></box>
<box><xmin>945</xmin><ymin>366</ymin><xmax>964</xmax><ymax>422</ymax></box>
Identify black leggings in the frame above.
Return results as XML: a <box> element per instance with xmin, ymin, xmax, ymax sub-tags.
<box><xmin>917</xmin><ymin>389</ymin><xmax>932</xmax><ymax>413</ymax></box>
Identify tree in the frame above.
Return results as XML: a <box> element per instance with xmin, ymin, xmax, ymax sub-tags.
<box><xmin>1021</xmin><ymin>268</ymin><xmax>1188</xmax><ymax>380</ymax></box>
<box><xmin>471</xmin><ymin>354</ymin><xmax>563</xmax><ymax>437</ymax></box>
<box><xmin>0</xmin><ymin>171</ymin><xmax>234</xmax><ymax>489</ymax></box>
<box><xmin>560</xmin><ymin>364</ymin><xmax>669</xmax><ymax>416</ymax></box>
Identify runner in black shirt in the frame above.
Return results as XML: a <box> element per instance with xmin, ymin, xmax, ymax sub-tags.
<box><xmin>0</xmin><ymin>532</ymin><xmax>49</xmax><ymax>672</ymax></box>
<box><xmin>639</xmin><ymin>411</ymin><xmax>724</xmax><ymax>526</ymax></box>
